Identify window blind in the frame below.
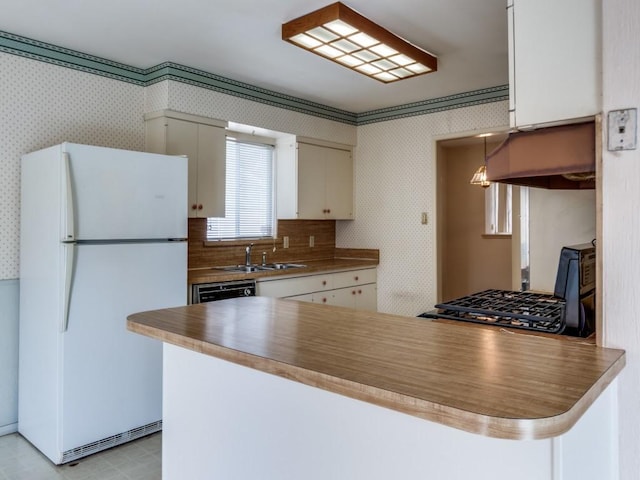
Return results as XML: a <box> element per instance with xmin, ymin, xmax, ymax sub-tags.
<box><xmin>207</xmin><ymin>137</ymin><xmax>275</xmax><ymax>240</ymax></box>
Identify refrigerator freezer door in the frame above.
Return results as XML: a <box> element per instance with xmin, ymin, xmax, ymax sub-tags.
<box><xmin>59</xmin><ymin>241</ymin><xmax>186</xmax><ymax>456</ymax></box>
<box><xmin>63</xmin><ymin>143</ymin><xmax>188</xmax><ymax>240</ymax></box>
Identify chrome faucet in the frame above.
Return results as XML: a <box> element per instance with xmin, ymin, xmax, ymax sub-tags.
<box><xmin>245</xmin><ymin>243</ymin><xmax>254</xmax><ymax>267</ymax></box>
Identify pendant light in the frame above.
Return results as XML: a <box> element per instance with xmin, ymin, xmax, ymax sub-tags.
<box><xmin>470</xmin><ymin>136</ymin><xmax>491</xmax><ymax>188</ymax></box>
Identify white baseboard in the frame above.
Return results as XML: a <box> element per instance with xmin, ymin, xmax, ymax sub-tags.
<box><xmin>0</xmin><ymin>423</ymin><xmax>18</xmax><ymax>436</ymax></box>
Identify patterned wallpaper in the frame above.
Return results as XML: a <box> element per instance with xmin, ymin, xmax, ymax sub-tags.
<box><xmin>0</xmin><ymin>52</ymin><xmax>145</xmax><ymax>279</ymax></box>
<box><xmin>338</xmin><ymin>101</ymin><xmax>510</xmax><ymax>316</ymax></box>
<box><xmin>1</xmin><ymin>49</ymin><xmax>508</xmax><ymax>319</ymax></box>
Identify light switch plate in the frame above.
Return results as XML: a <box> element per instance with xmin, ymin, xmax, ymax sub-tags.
<box><xmin>608</xmin><ymin>108</ymin><xmax>637</xmax><ymax>151</ymax></box>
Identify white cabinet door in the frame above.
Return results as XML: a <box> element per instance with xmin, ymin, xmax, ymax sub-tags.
<box><xmin>328</xmin><ymin>287</ymin><xmax>356</xmax><ymax>309</ymax></box>
<box><xmin>297</xmin><ymin>143</ymin><xmax>328</xmax><ymax>219</ymax></box>
<box><xmin>325</xmin><ymin>147</ymin><xmax>353</xmax><ymax>219</ymax></box>
<box><xmin>355</xmin><ymin>283</ymin><xmax>377</xmax><ymax>311</ymax></box>
<box><xmin>278</xmin><ymin>139</ymin><xmax>354</xmax><ymax>220</ymax></box>
<box><xmin>509</xmin><ymin>0</ymin><xmax>600</xmax><ymax>128</ymax></box>
<box><xmin>164</xmin><ymin>118</ymin><xmax>199</xmax><ymax>216</ymax></box>
<box><xmin>194</xmin><ymin>123</ymin><xmax>226</xmax><ymax>218</ymax></box>
<box><xmin>145</xmin><ymin>111</ymin><xmax>227</xmax><ymax>218</ymax></box>
<box><xmin>330</xmin><ymin>284</ymin><xmax>377</xmax><ymax>311</ymax></box>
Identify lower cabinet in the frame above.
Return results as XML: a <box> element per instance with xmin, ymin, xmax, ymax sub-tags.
<box><xmin>257</xmin><ymin>268</ymin><xmax>377</xmax><ymax>312</ymax></box>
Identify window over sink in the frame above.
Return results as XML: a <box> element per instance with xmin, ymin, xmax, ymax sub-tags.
<box><xmin>207</xmin><ymin>133</ymin><xmax>276</xmax><ymax>240</ymax></box>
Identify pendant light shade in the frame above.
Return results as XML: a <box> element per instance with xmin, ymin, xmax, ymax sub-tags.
<box><xmin>470</xmin><ymin>137</ymin><xmax>491</xmax><ymax>188</ymax></box>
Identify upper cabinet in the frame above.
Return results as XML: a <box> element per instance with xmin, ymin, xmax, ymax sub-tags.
<box><xmin>508</xmin><ymin>0</ymin><xmax>600</xmax><ymax>128</ymax></box>
<box><xmin>277</xmin><ymin>137</ymin><xmax>354</xmax><ymax>220</ymax></box>
<box><xmin>144</xmin><ymin>110</ymin><xmax>227</xmax><ymax>218</ymax></box>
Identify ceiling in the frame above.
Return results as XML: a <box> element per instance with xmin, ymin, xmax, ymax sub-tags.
<box><xmin>0</xmin><ymin>0</ymin><xmax>509</xmax><ymax>113</ymax></box>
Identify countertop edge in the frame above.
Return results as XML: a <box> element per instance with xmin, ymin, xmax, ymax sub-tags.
<box><xmin>127</xmin><ymin>317</ymin><xmax>626</xmax><ymax>440</ymax></box>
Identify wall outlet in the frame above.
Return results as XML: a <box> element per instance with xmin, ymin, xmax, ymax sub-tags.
<box><xmin>283</xmin><ymin>236</ymin><xmax>289</xmax><ymax>249</ymax></box>
<box><xmin>309</xmin><ymin>235</ymin><xmax>315</xmax><ymax>247</ymax></box>
<box><xmin>608</xmin><ymin>108</ymin><xmax>637</xmax><ymax>151</ymax></box>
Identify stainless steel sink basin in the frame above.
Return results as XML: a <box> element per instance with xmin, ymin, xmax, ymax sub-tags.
<box><xmin>222</xmin><ymin>265</ymin><xmax>263</xmax><ymax>273</ymax></box>
<box><xmin>261</xmin><ymin>263</ymin><xmax>306</xmax><ymax>270</ymax></box>
<box><xmin>221</xmin><ymin>263</ymin><xmax>306</xmax><ymax>273</ymax></box>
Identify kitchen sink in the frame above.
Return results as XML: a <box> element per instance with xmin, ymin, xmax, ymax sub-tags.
<box><xmin>221</xmin><ymin>263</ymin><xmax>306</xmax><ymax>273</ymax></box>
<box><xmin>261</xmin><ymin>263</ymin><xmax>306</xmax><ymax>270</ymax></box>
<box><xmin>222</xmin><ymin>265</ymin><xmax>263</xmax><ymax>273</ymax></box>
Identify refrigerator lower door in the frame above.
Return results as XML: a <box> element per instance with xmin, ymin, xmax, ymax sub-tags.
<box><xmin>59</xmin><ymin>241</ymin><xmax>186</xmax><ymax>462</ymax></box>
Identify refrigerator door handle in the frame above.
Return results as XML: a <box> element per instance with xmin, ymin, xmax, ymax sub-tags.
<box><xmin>62</xmin><ymin>152</ymin><xmax>75</xmax><ymax>241</ymax></box>
<box><xmin>61</xmin><ymin>242</ymin><xmax>76</xmax><ymax>332</ymax></box>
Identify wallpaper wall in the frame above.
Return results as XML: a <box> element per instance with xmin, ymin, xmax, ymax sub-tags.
<box><xmin>0</xmin><ymin>51</ymin><xmax>145</xmax><ymax>280</ymax></box>
<box><xmin>338</xmin><ymin>101</ymin><xmax>509</xmax><ymax>316</ymax></box>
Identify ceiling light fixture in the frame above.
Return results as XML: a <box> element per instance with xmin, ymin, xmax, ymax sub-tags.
<box><xmin>470</xmin><ymin>136</ymin><xmax>491</xmax><ymax>188</ymax></box>
<box><xmin>282</xmin><ymin>2</ymin><xmax>437</xmax><ymax>83</ymax></box>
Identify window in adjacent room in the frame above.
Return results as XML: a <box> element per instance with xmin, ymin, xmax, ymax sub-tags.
<box><xmin>485</xmin><ymin>182</ymin><xmax>512</xmax><ymax>235</ymax></box>
<box><xmin>207</xmin><ymin>133</ymin><xmax>276</xmax><ymax>240</ymax></box>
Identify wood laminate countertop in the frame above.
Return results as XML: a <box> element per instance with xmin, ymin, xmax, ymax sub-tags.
<box><xmin>127</xmin><ymin>297</ymin><xmax>625</xmax><ymax>440</ymax></box>
<box><xmin>188</xmin><ymin>258</ymin><xmax>378</xmax><ymax>285</ymax></box>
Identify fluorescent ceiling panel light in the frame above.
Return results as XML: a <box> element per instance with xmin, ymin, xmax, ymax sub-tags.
<box><xmin>282</xmin><ymin>2</ymin><xmax>437</xmax><ymax>83</ymax></box>
<box><xmin>290</xmin><ymin>33</ymin><xmax>323</xmax><ymax>49</ymax></box>
<box><xmin>336</xmin><ymin>54</ymin><xmax>364</xmax><ymax>67</ymax></box>
<box><xmin>315</xmin><ymin>44</ymin><xmax>343</xmax><ymax>58</ymax></box>
<box><xmin>352</xmin><ymin>50</ymin><xmax>379</xmax><ymax>62</ymax></box>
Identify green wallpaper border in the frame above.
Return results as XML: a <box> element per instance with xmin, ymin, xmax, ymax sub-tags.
<box><xmin>0</xmin><ymin>30</ymin><xmax>508</xmax><ymax>126</ymax></box>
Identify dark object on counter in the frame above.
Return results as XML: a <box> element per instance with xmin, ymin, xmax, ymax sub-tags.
<box><xmin>553</xmin><ymin>243</ymin><xmax>596</xmax><ymax>337</ymax></box>
<box><xmin>420</xmin><ymin>243</ymin><xmax>596</xmax><ymax>337</ymax></box>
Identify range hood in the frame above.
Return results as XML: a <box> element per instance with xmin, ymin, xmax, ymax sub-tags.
<box><xmin>486</xmin><ymin>121</ymin><xmax>595</xmax><ymax>189</ymax></box>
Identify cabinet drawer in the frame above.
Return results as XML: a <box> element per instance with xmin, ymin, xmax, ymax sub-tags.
<box><xmin>257</xmin><ymin>274</ymin><xmax>333</xmax><ymax>298</ymax></box>
<box><xmin>332</xmin><ymin>268</ymin><xmax>377</xmax><ymax>289</ymax></box>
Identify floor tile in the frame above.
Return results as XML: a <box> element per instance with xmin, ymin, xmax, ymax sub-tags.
<box><xmin>0</xmin><ymin>433</ymin><xmax>161</xmax><ymax>480</ymax></box>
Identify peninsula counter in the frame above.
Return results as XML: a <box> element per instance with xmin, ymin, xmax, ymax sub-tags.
<box><xmin>128</xmin><ymin>297</ymin><xmax>625</xmax><ymax>480</ymax></box>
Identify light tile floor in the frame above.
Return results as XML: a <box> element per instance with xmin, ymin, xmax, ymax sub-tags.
<box><xmin>0</xmin><ymin>432</ymin><xmax>161</xmax><ymax>480</ymax></box>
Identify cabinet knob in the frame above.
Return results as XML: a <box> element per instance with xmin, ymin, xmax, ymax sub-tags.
<box><xmin>191</xmin><ymin>204</ymin><xmax>198</xmax><ymax>210</ymax></box>
<box><xmin>197</xmin><ymin>204</ymin><xmax>203</xmax><ymax>210</ymax></box>
<box><xmin>351</xmin><ymin>290</ymin><xmax>356</xmax><ymax>295</ymax></box>
<box><xmin>327</xmin><ymin>209</ymin><xmax>331</xmax><ymax>214</ymax></box>
<box><xmin>358</xmin><ymin>289</ymin><xmax>362</xmax><ymax>295</ymax></box>
<box><xmin>354</xmin><ymin>276</ymin><xmax>359</xmax><ymax>281</ymax></box>
<box><xmin>322</xmin><ymin>297</ymin><xmax>327</xmax><ymax>303</ymax></box>
<box><xmin>322</xmin><ymin>280</ymin><xmax>327</xmax><ymax>286</ymax></box>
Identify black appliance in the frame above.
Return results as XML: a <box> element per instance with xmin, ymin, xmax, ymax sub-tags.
<box><xmin>191</xmin><ymin>279</ymin><xmax>256</xmax><ymax>304</ymax></box>
<box><xmin>420</xmin><ymin>243</ymin><xmax>596</xmax><ymax>337</ymax></box>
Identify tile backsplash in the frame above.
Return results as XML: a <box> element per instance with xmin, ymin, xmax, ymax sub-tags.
<box><xmin>188</xmin><ymin>219</ymin><xmax>338</xmax><ymax>269</ymax></box>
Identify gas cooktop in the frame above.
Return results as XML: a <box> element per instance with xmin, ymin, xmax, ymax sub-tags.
<box><xmin>419</xmin><ymin>289</ymin><xmax>566</xmax><ymax>334</ymax></box>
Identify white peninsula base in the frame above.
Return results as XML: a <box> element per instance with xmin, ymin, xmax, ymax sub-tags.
<box><xmin>163</xmin><ymin>343</ymin><xmax>617</xmax><ymax>480</ymax></box>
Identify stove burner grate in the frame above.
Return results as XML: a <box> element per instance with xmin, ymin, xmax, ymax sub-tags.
<box><xmin>427</xmin><ymin>289</ymin><xmax>566</xmax><ymax>333</ymax></box>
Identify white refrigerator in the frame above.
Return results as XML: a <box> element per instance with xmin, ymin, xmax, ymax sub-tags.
<box><xmin>19</xmin><ymin>142</ymin><xmax>188</xmax><ymax>464</ymax></box>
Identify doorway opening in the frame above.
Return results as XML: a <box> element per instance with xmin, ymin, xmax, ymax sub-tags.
<box><xmin>435</xmin><ymin>133</ymin><xmax>518</xmax><ymax>303</ymax></box>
